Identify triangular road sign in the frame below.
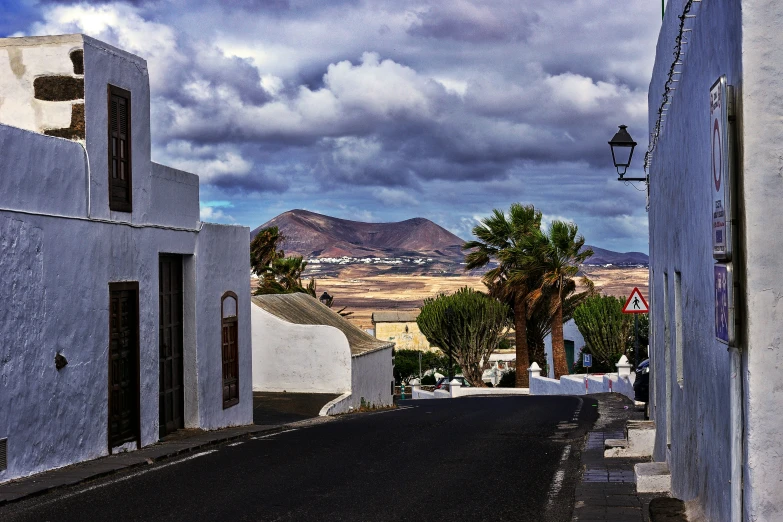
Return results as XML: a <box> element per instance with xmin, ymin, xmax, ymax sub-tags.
<box><xmin>622</xmin><ymin>287</ymin><xmax>649</xmax><ymax>314</ymax></box>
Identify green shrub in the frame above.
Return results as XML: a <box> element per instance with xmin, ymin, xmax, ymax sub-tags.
<box><xmin>421</xmin><ymin>374</ymin><xmax>437</xmax><ymax>385</ymax></box>
<box><xmin>497</xmin><ymin>369</ymin><xmax>516</xmax><ymax>388</ymax></box>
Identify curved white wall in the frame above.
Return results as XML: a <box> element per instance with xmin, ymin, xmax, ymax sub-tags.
<box><xmin>251</xmin><ymin>304</ymin><xmax>352</xmax><ymax>394</ymax></box>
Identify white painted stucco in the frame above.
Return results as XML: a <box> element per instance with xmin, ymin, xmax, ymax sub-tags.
<box><xmin>544</xmin><ymin>319</ymin><xmax>585</xmax><ymax>378</ymax></box>
<box><xmin>325</xmin><ymin>347</ymin><xmax>394</xmax><ymax>414</ymax></box>
<box><xmin>251</xmin><ymin>304</ymin><xmax>352</xmax><ymax>394</ymax></box>
<box><xmin>0</xmin><ymin>34</ymin><xmax>252</xmax><ymax>484</ymax></box>
<box><xmin>0</xmin><ymin>35</ymin><xmax>83</xmax><ymax>134</ymax></box>
<box><xmin>648</xmin><ymin>1</ymin><xmax>783</xmax><ymax>519</ymax></box>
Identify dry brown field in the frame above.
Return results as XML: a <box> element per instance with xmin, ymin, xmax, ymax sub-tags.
<box><xmin>273</xmin><ymin>264</ymin><xmax>650</xmax><ymax>330</ymax></box>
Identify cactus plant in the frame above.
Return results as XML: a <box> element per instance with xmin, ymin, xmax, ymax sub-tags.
<box><xmin>572</xmin><ymin>295</ymin><xmax>632</xmax><ymax>368</ymax></box>
<box><xmin>417</xmin><ymin>287</ymin><xmax>512</xmax><ymax>387</ymax></box>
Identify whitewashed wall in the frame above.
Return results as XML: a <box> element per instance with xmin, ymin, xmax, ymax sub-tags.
<box><xmin>648</xmin><ymin>0</ymin><xmax>783</xmax><ymax>519</ymax></box>
<box><xmin>347</xmin><ymin>348</ymin><xmax>393</xmax><ymax>411</ymax></box>
<box><xmin>194</xmin><ymin>223</ymin><xmax>253</xmax><ymax>430</ymax></box>
<box><xmin>0</xmin><ymin>35</ymin><xmax>82</xmax><ymax>134</ymax></box>
<box><xmin>0</xmin><ymin>35</ymin><xmax>251</xmax><ymax>484</ymax></box>
<box><xmin>251</xmin><ymin>305</ymin><xmax>352</xmax><ymax>394</ymax></box>
<box><xmin>544</xmin><ymin>319</ymin><xmax>585</xmax><ymax>378</ymax></box>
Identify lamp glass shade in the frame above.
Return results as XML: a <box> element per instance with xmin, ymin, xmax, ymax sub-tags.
<box><xmin>608</xmin><ymin>125</ymin><xmax>637</xmax><ymax>175</ymax></box>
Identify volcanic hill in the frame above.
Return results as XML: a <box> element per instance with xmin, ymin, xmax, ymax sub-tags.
<box><xmin>252</xmin><ymin>209</ymin><xmax>465</xmax><ymax>261</ymax></box>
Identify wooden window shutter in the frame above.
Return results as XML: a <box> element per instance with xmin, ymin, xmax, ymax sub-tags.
<box><xmin>221</xmin><ymin>291</ymin><xmax>240</xmax><ymax>409</ymax></box>
<box><xmin>108</xmin><ymin>85</ymin><xmax>132</xmax><ymax>212</ymax></box>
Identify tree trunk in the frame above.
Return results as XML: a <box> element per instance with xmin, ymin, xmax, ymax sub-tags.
<box><xmin>552</xmin><ymin>296</ymin><xmax>569</xmax><ymax>378</ymax></box>
<box><xmin>514</xmin><ymin>294</ymin><xmax>530</xmax><ymax>387</ymax></box>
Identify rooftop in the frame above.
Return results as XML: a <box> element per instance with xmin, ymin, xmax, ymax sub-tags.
<box><xmin>252</xmin><ymin>293</ymin><xmax>394</xmax><ymax>356</ymax></box>
<box><xmin>371</xmin><ymin>310</ymin><xmax>420</xmax><ymax>323</ymax></box>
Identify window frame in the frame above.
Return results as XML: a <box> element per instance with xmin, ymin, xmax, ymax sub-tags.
<box><xmin>107</xmin><ymin>84</ymin><xmax>133</xmax><ymax>213</ymax></box>
<box><xmin>221</xmin><ymin>291</ymin><xmax>240</xmax><ymax>409</ymax></box>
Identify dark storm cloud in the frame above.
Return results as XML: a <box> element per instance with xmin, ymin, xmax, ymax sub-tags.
<box><xmin>18</xmin><ymin>0</ymin><xmax>658</xmax><ymax>251</ymax></box>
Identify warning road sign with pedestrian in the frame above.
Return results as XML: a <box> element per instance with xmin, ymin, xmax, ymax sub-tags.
<box><xmin>622</xmin><ymin>287</ymin><xmax>649</xmax><ymax>314</ymax></box>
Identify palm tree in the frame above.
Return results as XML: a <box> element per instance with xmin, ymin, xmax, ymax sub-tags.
<box><xmin>526</xmin><ymin>287</ymin><xmax>595</xmax><ymax>373</ymax></box>
<box><xmin>522</xmin><ymin>221</ymin><xmax>593</xmax><ymax>378</ymax></box>
<box><xmin>463</xmin><ymin>204</ymin><xmax>542</xmax><ymax>387</ymax></box>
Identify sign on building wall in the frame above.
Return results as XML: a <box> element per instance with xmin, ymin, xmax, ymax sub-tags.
<box><xmin>714</xmin><ymin>263</ymin><xmax>735</xmax><ymax>345</ymax></box>
<box><xmin>711</xmin><ymin>76</ymin><xmax>732</xmax><ymax>260</ymax></box>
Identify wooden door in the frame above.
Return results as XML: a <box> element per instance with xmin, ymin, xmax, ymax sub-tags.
<box><xmin>159</xmin><ymin>255</ymin><xmax>184</xmax><ymax>437</ymax></box>
<box><xmin>109</xmin><ymin>283</ymin><xmax>140</xmax><ymax>450</ymax></box>
<box><xmin>221</xmin><ymin>292</ymin><xmax>239</xmax><ymax>409</ymax></box>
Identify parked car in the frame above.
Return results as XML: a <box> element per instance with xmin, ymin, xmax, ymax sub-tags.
<box><xmin>633</xmin><ymin>359</ymin><xmax>650</xmax><ymax>404</ymax></box>
<box><xmin>434</xmin><ymin>376</ymin><xmax>472</xmax><ymax>389</ymax></box>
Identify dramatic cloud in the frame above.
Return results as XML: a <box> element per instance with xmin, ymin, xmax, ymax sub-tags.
<box><xmin>6</xmin><ymin>0</ymin><xmax>660</xmax><ymax>252</ymax></box>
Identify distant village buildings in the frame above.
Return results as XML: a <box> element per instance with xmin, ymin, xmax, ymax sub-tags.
<box><xmin>371</xmin><ymin>310</ymin><xmax>433</xmax><ymax>351</ymax></box>
<box><xmin>647</xmin><ymin>1</ymin><xmax>783</xmax><ymax>519</ymax></box>
<box><xmin>0</xmin><ymin>34</ymin><xmax>252</xmax><ymax>483</ymax></box>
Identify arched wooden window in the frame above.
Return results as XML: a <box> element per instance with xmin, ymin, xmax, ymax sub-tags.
<box><xmin>221</xmin><ymin>291</ymin><xmax>239</xmax><ymax>409</ymax></box>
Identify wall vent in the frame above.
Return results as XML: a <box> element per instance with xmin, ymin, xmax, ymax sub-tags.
<box><xmin>0</xmin><ymin>438</ymin><xmax>7</xmax><ymax>471</ymax></box>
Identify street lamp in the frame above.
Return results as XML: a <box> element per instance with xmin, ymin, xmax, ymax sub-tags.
<box><xmin>319</xmin><ymin>291</ymin><xmax>332</xmax><ymax>306</ymax></box>
<box><xmin>608</xmin><ymin>125</ymin><xmax>645</xmax><ymax>181</ymax></box>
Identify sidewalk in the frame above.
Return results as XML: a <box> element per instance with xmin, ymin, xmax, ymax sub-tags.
<box><xmin>572</xmin><ymin>393</ymin><xmax>660</xmax><ymax>522</ymax></box>
<box><xmin>0</xmin><ymin>392</ymin><xmax>337</xmax><ymax>506</ymax></box>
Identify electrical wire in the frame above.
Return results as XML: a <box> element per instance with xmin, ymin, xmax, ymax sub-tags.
<box><xmin>643</xmin><ymin>0</ymin><xmax>698</xmax><ymax>177</ymax></box>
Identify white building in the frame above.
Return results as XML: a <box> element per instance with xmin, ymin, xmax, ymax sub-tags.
<box><xmin>647</xmin><ymin>1</ymin><xmax>783</xmax><ymax>519</ymax></box>
<box><xmin>0</xmin><ymin>34</ymin><xmax>252</xmax><ymax>483</ymax></box>
<box><xmin>251</xmin><ymin>293</ymin><xmax>394</xmax><ymax>414</ymax></box>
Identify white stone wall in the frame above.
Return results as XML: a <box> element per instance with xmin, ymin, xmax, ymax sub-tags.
<box><xmin>0</xmin><ymin>35</ymin><xmax>83</xmax><ymax>135</ymax></box>
<box><xmin>647</xmin><ymin>0</ymin><xmax>783</xmax><ymax>519</ymax></box>
<box><xmin>251</xmin><ymin>304</ymin><xmax>352</xmax><ymax>394</ymax></box>
<box><xmin>194</xmin><ymin>223</ymin><xmax>253</xmax><ymax>430</ymax></box>
<box><xmin>347</xmin><ymin>348</ymin><xmax>393</xmax><ymax>410</ymax></box>
<box><xmin>0</xmin><ymin>35</ymin><xmax>252</xmax><ymax>484</ymax></box>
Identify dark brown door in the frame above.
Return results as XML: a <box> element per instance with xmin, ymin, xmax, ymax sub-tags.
<box><xmin>109</xmin><ymin>283</ymin><xmax>140</xmax><ymax>450</ymax></box>
<box><xmin>159</xmin><ymin>255</ymin><xmax>184</xmax><ymax>437</ymax></box>
<box><xmin>221</xmin><ymin>292</ymin><xmax>239</xmax><ymax>409</ymax></box>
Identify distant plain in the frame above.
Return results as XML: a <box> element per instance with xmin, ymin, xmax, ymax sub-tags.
<box><xmin>298</xmin><ymin>265</ymin><xmax>650</xmax><ymax>330</ymax></box>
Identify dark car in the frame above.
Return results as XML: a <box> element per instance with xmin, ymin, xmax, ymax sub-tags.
<box><xmin>633</xmin><ymin>359</ymin><xmax>650</xmax><ymax>405</ymax></box>
<box><xmin>434</xmin><ymin>377</ymin><xmax>471</xmax><ymax>390</ymax></box>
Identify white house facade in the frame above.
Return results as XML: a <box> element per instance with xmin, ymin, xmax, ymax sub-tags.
<box><xmin>648</xmin><ymin>1</ymin><xmax>783</xmax><ymax>520</ymax></box>
<box><xmin>0</xmin><ymin>34</ymin><xmax>252</xmax><ymax>484</ymax></box>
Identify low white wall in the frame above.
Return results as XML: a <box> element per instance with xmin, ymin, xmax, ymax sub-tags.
<box><xmin>321</xmin><ymin>347</ymin><xmax>393</xmax><ymax>414</ymax></box>
<box><xmin>251</xmin><ymin>304</ymin><xmax>351</xmax><ymax>394</ymax></box>
<box><xmin>530</xmin><ymin>373</ymin><xmax>634</xmax><ymax>400</ymax></box>
<box><xmin>453</xmin><ymin>387</ymin><xmax>529</xmax><ymax>397</ymax></box>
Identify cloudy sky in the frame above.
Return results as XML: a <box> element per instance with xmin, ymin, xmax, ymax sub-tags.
<box><xmin>4</xmin><ymin>0</ymin><xmax>660</xmax><ymax>253</ymax></box>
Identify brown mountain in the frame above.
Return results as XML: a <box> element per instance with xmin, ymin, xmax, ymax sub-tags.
<box><xmin>251</xmin><ymin>209</ymin><xmax>465</xmax><ymax>260</ymax></box>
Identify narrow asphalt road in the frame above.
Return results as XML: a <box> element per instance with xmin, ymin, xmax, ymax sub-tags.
<box><xmin>2</xmin><ymin>396</ymin><xmax>598</xmax><ymax>522</ymax></box>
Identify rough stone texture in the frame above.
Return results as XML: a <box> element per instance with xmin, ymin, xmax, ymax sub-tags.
<box><xmin>69</xmin><ymin>49</ymin><xmax>83</xmax><ymax>75</ymax></box>
<box><xmin>739</xmin><ymin>2</ymin><xmax>783</xmax><ymax>520</ymax></box>
<box><xmin>43</xmin><ymin>103</ymin><xmax>84</xmax><ymax>140</ymax></box>
<box><xmin>0</xmin><ymin>36</ymin><xmax>82</xmax><ymax>134</ymax></box>
<box><xmin>649</xmin><ymin>497</ymin><xmax>687</xmax><ymax>522</ymax></box>
<box><xmin>33</xmin><ymin>76</ymin><xmax>84</xmax><ymax>101</ymax></box>
<box><xmin>635</xmin><ymin>463</ymin><xmax>672</xmax><ymax>494</ymax></box>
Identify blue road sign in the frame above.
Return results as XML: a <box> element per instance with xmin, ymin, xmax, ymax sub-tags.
<box><xmin>583</xmin><ymin>353</ymin><xmax>592</xmax><ymax>368</ymax></box>
<box><xmin>715</xmin><ymin>263</ymin><xmax>733</xmax><ymax>344</ymax></box>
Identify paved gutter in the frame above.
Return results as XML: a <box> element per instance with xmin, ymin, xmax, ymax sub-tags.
<box><xmin>572</xmin><ymin>393</ymin><xmax>661</xmax><ymax>521</ymax></box>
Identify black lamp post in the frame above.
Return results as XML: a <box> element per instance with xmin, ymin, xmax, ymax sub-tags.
<box><xmin>319</xmin><ymin>292</ymin><xmax>332</xmax><ymax>306</ymax></box>
<box><xmin>608</xmin><ymin>125</ymin><xmax>645</xmax><ymax>182</ymax></box>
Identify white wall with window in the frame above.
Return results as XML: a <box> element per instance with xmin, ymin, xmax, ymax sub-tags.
<box><xmin>0</xmin><ymin>34</ymin><xmax>252</xmax><ymax>484</ymax></box>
